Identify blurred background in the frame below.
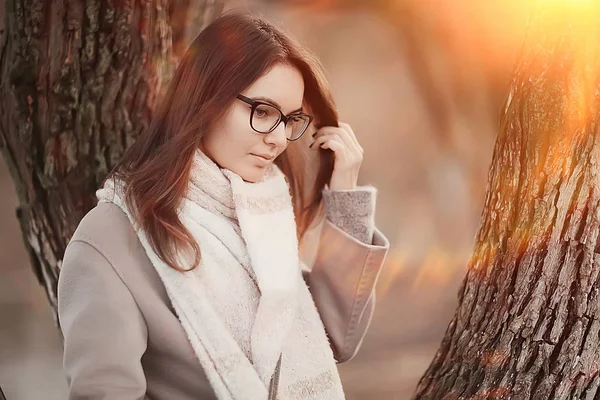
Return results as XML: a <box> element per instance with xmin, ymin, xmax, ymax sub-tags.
<box><xmin>0</xmin><ymin>0</ymin><xmax>532</xmax><ymax>398</ymax></box>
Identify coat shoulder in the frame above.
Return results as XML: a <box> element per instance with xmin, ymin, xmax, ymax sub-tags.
<box><xmin>70</xmin><ymin>201</ymin><xmax>138</xmax><ymax>256</ymax></box>
<box><xmin>66</xmin><ymin>202</ymin><xmax>141</xmax><ymax>274</ymax></box>
<box><xmin>63</xmin><ymin>202</ymin><xmax>167</xmax><ymax>306</ymax></box>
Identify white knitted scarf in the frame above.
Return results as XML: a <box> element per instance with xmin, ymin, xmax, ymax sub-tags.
<box><xmin>96</xmin><ymin>148</ymin><xmax>345</xmax><ymax>400</ymax></box>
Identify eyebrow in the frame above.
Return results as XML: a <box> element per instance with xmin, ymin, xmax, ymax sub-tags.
<box><xmin>253</xmin><ymin>96</ymin><xmax>304</xmax><ymax>114</ymax></box>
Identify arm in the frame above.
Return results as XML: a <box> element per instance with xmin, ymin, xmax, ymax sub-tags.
<box><xmin>58</xmin><ymin>240</ymin><xmax>148</xmax><ymax>399</ymax></box>
<box><xmin>304</xmin><ymin>186</ymin><xmax>389</xmax><ymax>364</ymax></box>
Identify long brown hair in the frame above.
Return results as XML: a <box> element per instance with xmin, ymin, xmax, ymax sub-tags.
<box><xmin>107</xmin><ymin>12</ymin><xmax>338</xmax><ymax>272</ymax></box>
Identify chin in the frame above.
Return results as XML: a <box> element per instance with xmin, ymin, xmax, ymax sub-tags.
<box><xmin>240</xmin><ymin>171</ymin><xmax>265</xmax><ymax>183</ymax></box>
<box><xmin>237</xmin><ymin>160</ymin><xmax>270</xmax><ymax>183</ymax></box>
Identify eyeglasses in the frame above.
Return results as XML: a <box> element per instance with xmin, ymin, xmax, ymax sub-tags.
<box><xmin>236</xmin><ymin>94</ymin><xmax>313</xmax><ymax>141</ymax></box>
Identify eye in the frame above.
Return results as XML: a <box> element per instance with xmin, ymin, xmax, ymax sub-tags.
<box><xmin>255</xmin><ymin>108</ymin><xmax>268</xmax><ymax>118</ymax></box>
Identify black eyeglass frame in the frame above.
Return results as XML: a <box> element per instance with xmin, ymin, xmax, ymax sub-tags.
<box><xmin>236</xmin><ymin>94</ymin><xmax>313</xmax><ymax>141</ymax></box>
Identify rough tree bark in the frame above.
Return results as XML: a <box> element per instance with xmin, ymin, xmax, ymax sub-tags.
<box><xmin>415</xmin><ymin>3</ymin><xmax>600</xmax><ymax>399</ymax></box>
<box><xmin>0</xmin><ymin>0</ymin><xmax>221</xmax><ymax>325</ymax></box>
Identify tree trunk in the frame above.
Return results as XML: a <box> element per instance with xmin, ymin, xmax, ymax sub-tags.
<box><xmin>0</xmin><ymin>0</ymin><xmax>221</xmax><ymax>325</ymax></box>
<box><xmin>414</xmin><ymin>3</ymin><xmax>600</xmax><ymax>399</ymax></box>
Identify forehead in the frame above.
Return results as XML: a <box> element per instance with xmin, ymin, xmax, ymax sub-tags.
<box><xmin>242</xmin><ymin>64</ymin><xmax>305</xmax><ymax>113</ymax></box>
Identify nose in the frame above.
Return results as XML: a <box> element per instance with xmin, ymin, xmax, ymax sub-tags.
<box><xmin>264</xmin><ymin>120</ymin><xmax>287</xmax><ymax>148</ymax></box>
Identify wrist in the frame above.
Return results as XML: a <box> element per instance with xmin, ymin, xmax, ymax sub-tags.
<box><xmin>328</xmin><ymin>170</ymin><xmax>358</xmax><ymax>191</ymax></box>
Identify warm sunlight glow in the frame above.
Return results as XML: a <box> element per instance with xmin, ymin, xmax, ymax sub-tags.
<box><xmin>543</xmin><ymin>0</ymin><xmax>594</xmax><ymax>4</ymax></box>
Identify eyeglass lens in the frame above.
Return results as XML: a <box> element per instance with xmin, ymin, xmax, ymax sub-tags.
<box><xmin>252</xmin><ymin>103</ymin><xmax>309</xmax><ymax>140</ymax></box>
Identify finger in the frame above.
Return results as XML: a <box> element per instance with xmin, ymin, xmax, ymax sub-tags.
<box><xmin>319</xmin><ymin>138</ymin><xmax>346</xmax><ymax>156</ymax></box>
<box><xmin>314</xmin><ymin>127</ymin><xmax>359</xmax><ymax>154</ymax></box>
<box><xmin>314</xmin><ymin>135</ymin><xmax>363</xmax><ymax>170</ymax></box>
<box><xmin>311</xmin><ymin>133</ymin><xmax>364</xmax><ymax>168</ymax></box>
<box><xmin>310</xmin><ymin>132</ymin><xmax>337</xmax><ymax>148</ymax></box>
<box><xmin>338</xmin><ymin>122</ymin><xmax>364</xmax><ymax>153</ymax></box>
<box><xmin>316</xmin><ymin>126</ymin><xmax>362</xmax><ymax>155</ymax></box>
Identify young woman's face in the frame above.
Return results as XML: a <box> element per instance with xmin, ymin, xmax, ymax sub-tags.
<box><xmin>200</xmin><ymin>63</ymin><xmax>305</xmax><ymax>183</ymax></box>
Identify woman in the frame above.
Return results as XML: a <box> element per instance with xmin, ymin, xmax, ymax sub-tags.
<box><xmin>57</xmin><ymin>12</ymin><xmax>389</xmax><ymax>400</ymax></box>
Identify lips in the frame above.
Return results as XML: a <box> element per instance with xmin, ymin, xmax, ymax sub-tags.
<box><xmin>252</xmin><ymin>153</ymin><xmax>276</xmax><ymax>161</ymax></box>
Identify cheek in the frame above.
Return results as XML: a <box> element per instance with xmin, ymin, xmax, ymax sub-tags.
<box><xmin>279</xmin><ymin>142</ymin><xmax>289</xmax><ymax>155</ymax></box>
<box><xmin>222</xmin><ymin>110</ymin><xmax>261</xmax><ymax>148</ymax></box>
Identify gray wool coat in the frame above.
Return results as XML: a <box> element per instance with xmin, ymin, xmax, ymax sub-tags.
<box><xmin>57</xmin><ymin>187</ymin><xmax>390</xmax><ymax>399</ymax></box>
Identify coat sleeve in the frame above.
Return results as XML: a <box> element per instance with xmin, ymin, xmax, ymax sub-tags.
<box><xmin>57</xmin><ymin>239</ymin><xmax>148</xmax><ymax>399</ymax></box>
<box><xmin>303</xmin><ymin>186</ymin><xmax>390</xmax><ymax>364</ymax></box>
<box><xmin>321</xmin><ymin>185</ymin><xmax>377</xmax><ymax>245</ymax></box>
